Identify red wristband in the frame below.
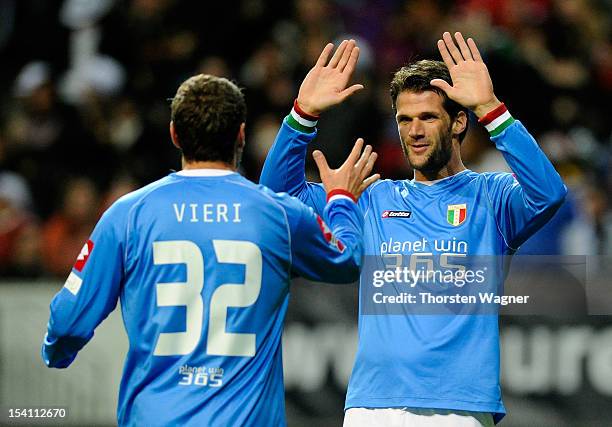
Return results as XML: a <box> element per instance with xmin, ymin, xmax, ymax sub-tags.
<box><xmin>478</xmin><ymin>103</ymin><xmax>507</xmax><ymax>125</ymax></box>
<box><xmin>293</xmin><ymin>99</ymin><xmax>320</xmax><ymax>121</ymax></box>
<box><xmin>327</xmin><ymin>189</ymin><xmax>357</xmax><ymax>203</ymax></box>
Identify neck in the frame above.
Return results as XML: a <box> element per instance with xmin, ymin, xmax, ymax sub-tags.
<box><xmin>414</xmin><ymin>142</ymin><xmax>466</xmax><ymax>181</ymax></box>
<box><xmin>182</xmin><ymin>159</ymin><xmax>235</xmax><ymax>171</ymax></box>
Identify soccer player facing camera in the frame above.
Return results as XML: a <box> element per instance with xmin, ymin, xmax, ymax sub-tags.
<box><xmin>261</xmin><ymin>33</ymin><xmax>566</xmax><ymax>426</ymax></box>
<box><xmin>42</xmin><ymin>75</ymin><xmax>379</xmax><ymax>426</ymax></box>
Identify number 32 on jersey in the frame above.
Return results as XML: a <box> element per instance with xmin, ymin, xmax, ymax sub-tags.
<box><xmin>152</xmin><ymin>240</ymin><xmax>262</xmax><ymax>357</ymax></box>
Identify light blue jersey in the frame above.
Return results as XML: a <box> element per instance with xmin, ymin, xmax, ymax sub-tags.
<box><xmin>42</xmin><ymin>169</ymin><xmax>364</xmax><ymax>427</ymax></box>
<box><xmin>260</xmin><ymin>114</ymin><xmax>566</xmax><ymax>423</ymax></box>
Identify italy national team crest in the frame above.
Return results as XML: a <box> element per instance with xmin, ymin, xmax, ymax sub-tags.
<box><xmin>447</xmin><ymin>204</ymin><xmax>467</xmax><ymax>226</ymax></box>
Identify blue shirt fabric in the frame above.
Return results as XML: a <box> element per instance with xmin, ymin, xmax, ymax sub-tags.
<box><xmin>260</xmin><ymin>118</ymin><xmax>566</xmax><ymax>423</ymax></box>
<box><xmin>42</xmin><ymin>170</ymin><xmax>364</xmax><ymax>427</ymax></box>
<box><xmin>517</xmin><ymin>193</ymin><xmax>576</xmax><ymax>255</ymax></box>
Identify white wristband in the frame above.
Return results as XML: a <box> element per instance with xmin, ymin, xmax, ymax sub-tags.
<box><xmin>290</xmin><ymin>108</ymin><xmax>318</xmax><ymax>127</ymax></box>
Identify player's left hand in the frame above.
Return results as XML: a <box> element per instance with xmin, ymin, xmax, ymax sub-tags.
<box><xmin>431</xmin><ymin>32</ymin><xmax>502</xmax><ymax>118</ymax></box>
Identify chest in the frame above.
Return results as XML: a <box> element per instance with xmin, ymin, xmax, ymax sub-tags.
<box><xmin>364</xmin><ymin>182</ymin><xmax>500</xmax><ymax>256</ymax></box>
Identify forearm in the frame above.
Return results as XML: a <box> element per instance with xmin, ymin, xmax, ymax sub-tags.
<box><xmin>288</xmin><ymin>189</ymin><xmax>365</xmax><ymax>284</ymax></box>
<box><xmin>485</xmin><ymin>105</ymin><xmax>567</xmax><ymax>210</ymax></box>
<box><xmin>481</xmin><ymin>105</ymin><xmax>567</xmax><ymax>248</ymax></box>
<box><xmin>260</xmin><ymin>111</ymin><xmax>327</xmax><ymax>213</ymax></box>
<box><xmin>323</xmin><ymin>192</ymin><xmax>365</xmax><ymax>277</ymax></box>
<box><xmin>42</xmin><ymin>293</ymin><xmax>94</xmax><ymax>369</ymax></box>
<box><xmin>260</xmin><ymin>117</ymin><xmax>312</xmax><ymax>195</ymax></box>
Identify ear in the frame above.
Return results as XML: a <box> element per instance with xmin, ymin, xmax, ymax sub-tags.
<box><xmin>237</xmin><ymin>123</ymin><xmax>246</xmax><ymax>149</ymax></box>
<box><xmin>170</xmin><ymin>121</ymin><xmax>181</xmax><ymax>149</ymax></box>
<box><xmin>452</xmin><ymin>111</ymin><xmax>468</xmax><ymax>138</ymax></box>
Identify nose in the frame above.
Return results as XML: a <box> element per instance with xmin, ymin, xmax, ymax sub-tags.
<box><xmin>407</xmin><ymin>119</ymin><xmax>425</xmax><ymax>140</ymax></box>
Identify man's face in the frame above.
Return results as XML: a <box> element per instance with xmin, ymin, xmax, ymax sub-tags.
<box><xmin>395</xmin><ymin>90</ymin><xmax>454</xmax><ymax>174</ymax></box>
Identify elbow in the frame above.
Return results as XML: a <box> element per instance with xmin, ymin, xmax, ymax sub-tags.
<box><xmin>531</xmin><ymin>183</ymin><xmax>567</xmax><ymax>220</ymax></box>
<box><xmin>548</xmin><ymin>183</ymin><xmax>568</xmax><ymax>210</ymax></box>
<box><xmin>533</xmin><ymin>179</ymin><xmax>567</xmax><ymax>212</ymax></box>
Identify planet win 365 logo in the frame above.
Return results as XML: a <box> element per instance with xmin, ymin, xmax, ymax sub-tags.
<box><xmin>178</xmin><ymin>365</ymin><xmax>223</xmax><ymax>387</ymax></box>
<box><xmin>382</xmin><ymin>210</ymin><xmax>412</xmax><ymax>219</ymax></box>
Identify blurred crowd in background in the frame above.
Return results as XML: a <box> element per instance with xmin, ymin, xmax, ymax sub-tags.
<box><xmin>0</xmin><ymin>0</ymin><xmax>610</xmax><ymax>279</ymax></box>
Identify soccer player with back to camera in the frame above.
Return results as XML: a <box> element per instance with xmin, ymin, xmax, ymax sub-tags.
<box><xmin>41</xmin><ymin>71</ymin><xmax>380</xmax><ymax>426</ymax></box>
<box><xmin>261</xmin><ymin>33</ymin><xmax>567</xmax><ymax>426</ymax></box>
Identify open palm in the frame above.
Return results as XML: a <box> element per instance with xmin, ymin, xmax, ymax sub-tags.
<box><xmin>296</xmin><ymin>40</ymin><xmax>364</xmax><ymax>116</ymax></box>
<box><xmin>431</xmin><ymin>32</ymin><xmax>500</xmax><ymax>117</ymax></box>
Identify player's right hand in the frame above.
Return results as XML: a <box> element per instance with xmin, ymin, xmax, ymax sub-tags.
<box><xmin>313</xmin><ymin>138</ymin><xmax>380</xmax><ymax>201</ymax></box>
<box><xmin>296</xmin><ymin>40</ymin><xmax>364</xmax><ymax>117</ymax></box>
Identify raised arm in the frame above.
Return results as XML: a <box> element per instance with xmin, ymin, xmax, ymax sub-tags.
<box><xmin>260</xmin><ymin>40</ymin><xmax>364</xmax><ymax>215</ymax></box>
<box><xmin>433</xmin><ymin>32</ymin><xmax>567</xmax><ymax>249</ymax></box>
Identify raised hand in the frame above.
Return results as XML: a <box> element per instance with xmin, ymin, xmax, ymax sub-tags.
<box><xmin>296</xmin><ymin>40</ymin><xmax>364</xmax><ymax>116</ymax></box>
<box><xmin>431</xmin><ymin>32</ymin><xmax>502</xmax><ymax>118</ymax></box>
<box><xmin>312</xmin><ymin>138</ymin><xmax>380</xmax><ymax>201</ymax></box>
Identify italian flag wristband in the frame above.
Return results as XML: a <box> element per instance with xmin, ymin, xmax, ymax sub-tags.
<box><xmin>327</xmin><ymin>189</ymin><xmax>357</xmax><ymax>204</ymax></box>
<box><xmin>291</xmin><ymin>100</ymin><xmax>318</xmax><ymax>127</ymax></box>
<box><xmin>478</xmin><ymin>103</ymin><xmax>515</xmax><ymax>137</ymax></box>
<box><xmin>286</xmin><ymin>99</ymin><xmax>319</xmax><ymax>133</ymax></box>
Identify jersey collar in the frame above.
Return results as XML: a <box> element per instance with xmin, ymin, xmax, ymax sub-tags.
<box><xmin>176</xmin><ymin>169</ymin><xmax>235</xmax><ymax>177</ymax></box>
<box><xmin>412</xmin><ymin>169</ymin><xmax>471</xmax><ymax>186</ymax></box>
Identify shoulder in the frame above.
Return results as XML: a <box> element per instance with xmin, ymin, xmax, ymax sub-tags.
<box><xmin>366</xmin><ymin>178</ymin><xmax>402</xmax><ymax>195</ymax></box>
<box><xmin>256</xmin><ymin>184</ymin><xmax>311</xmax><ymax>217</ymax></box>
<box><xmin>365</xmin><ymin>178</ymin><xmax>409</xmax><ymax>199</ymax></box>
<box><xmin>479</xmin><ymin>171</ymin><xmax>517</xmax><ymax>186</ymax></box>
<box><xmin>100</xmin><ymin>176</ymin><xmax>177</xmax><ymax>224</ymax></box>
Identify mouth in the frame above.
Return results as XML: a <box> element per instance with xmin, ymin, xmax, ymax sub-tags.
<box><xmin>409</xmin><ymin>144</ymin><xmax>429</xmax><ymax>155</ymax></box>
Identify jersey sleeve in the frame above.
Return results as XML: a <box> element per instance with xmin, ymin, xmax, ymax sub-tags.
<box><xmin>41</xmin><ymin>201</ymin><xmax>127</xmax><ymax>368</ymax></box>
<box><xmin>260</xmin><ymin>116</ymin><xmax>328</xmax><ymax>215</ymax></box>
<box><xmin>484</xmin><ymin>117</ymin><xmax>567</xmax><ymax>251</ymax></box>
<box><xmin>260</xmin><ymin>114</ymin><xmax>373</xmax><ymax>216</ymax></box>
<box><xmin>280</xmin><ymin>193</ymin><xmax>364</xmax><ymax>283</ymax></box>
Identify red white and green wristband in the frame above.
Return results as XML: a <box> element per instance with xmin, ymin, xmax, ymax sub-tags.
<box><xmin>327</xmin><ymin>189</ymin><xmax>357</xmax><ymax>204</ymax></box>
<box><xmin>286</xmin><ymin>99</ymin><xmax>319</xmax><ymax>133</ymax></box>
<box><xmin>478</xmin><ymin>103</ymin><xmax>515</xmax><ymax>137</ymax></box>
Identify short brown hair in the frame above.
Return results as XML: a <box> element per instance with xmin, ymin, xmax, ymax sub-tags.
<box><xmin>390</xmin><ymin>60</ymin><xmax>468</xmax><ymax>141</ymax></box>
<box><xmin>171</xmin><ymin>74</ymin><xmax>246</xmax><ymax>163</ymax></box>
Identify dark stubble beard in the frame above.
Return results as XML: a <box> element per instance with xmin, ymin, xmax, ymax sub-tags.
<box><xmin>404</xmin><ymin>124</ymin><xmax>453</xmax><ymax>177</ymax></box>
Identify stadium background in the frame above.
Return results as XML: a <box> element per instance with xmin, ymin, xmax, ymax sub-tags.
<box><xmin>0</xmin><ymin>0</ymin><xmax>611</xmax><ymax>425</ymax></box>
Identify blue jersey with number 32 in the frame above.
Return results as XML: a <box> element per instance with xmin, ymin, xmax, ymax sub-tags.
<box><xmin>41</xmin><ymin>170</ymin><xmax>363</xmax><ymax>427</ymax></box>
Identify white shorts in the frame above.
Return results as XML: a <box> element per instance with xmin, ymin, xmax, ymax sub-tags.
<box><xmin>343</xmin><ymin>407</ymin><xmax>495</xmax><ymax>427</ymax></box>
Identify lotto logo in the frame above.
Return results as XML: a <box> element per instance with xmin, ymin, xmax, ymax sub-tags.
<box><xmin>382</xmin><ymin>210</ymin><xmax>412</xmax><ymax>218</ymax></box>
<box><xmin>74</xmin><ymin>240</ymin><xmax>94</xmax><ymax>272</ymax></box>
